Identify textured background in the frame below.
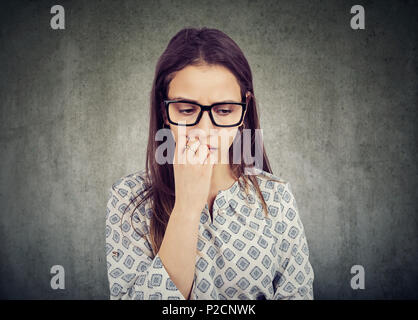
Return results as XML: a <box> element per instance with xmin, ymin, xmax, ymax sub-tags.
<box><xmin>0</xmin><ymin>0</ymin><xmax>417</xmax><ymax>299</ymax></box>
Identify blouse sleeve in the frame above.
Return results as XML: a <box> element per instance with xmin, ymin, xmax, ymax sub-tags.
<box><xmin>105</xmin><ymin>180</ymin><xmax>186</xmax><ymax>300</ymax></box>
<box><xmin>272</xmin><ymin>182</ymin><xmax>315</xmax><ymax>300</ymax></box>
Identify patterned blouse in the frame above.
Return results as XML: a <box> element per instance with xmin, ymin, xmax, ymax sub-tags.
<box><xmin>105</xmin><ymin>167</ymin><xmax>315</xmax><ymax>300</ymax></box>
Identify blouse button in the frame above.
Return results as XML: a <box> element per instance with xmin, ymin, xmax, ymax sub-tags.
<box><xmin>218</xmin><ymin>208</ymin><xmax>225</xmax><ymax>214</ymax></box>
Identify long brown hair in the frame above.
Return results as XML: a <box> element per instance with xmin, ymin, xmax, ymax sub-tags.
<box><xmin>121</xmin><ymin>27</ymin><xmax>283</xmax><ymax>255</ymax></box>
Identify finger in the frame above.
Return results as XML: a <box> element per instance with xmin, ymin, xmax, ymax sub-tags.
<box><xmin>185</xmin><ymin>140</ymin><xmax>201</xmax><ymax>164</ymax></box>
<box><xmin>188</xmin><ymin>135</ymin><xmax>200</xmax><ymax>147</ymax></box>
<box><xmin>181</xmin><ymin>135</ymin><xmax>192</xmax><ymax>154</ymax></box>
<box><xmin>183</xmin><ymin>135</ymin><xmax>190</xmax><ymax>153</ymax></box>
<box><xmin>173</xmin><ymin>135</ymin><xmax>190</xmax><ymax>163</ymax></box>
<box><xmin>184</xmin><ymin>138</ymin><xmax>200</xmax><ymax>156</ymax></box>
<box><xmin>203</xmin><ymin>149</ymin><xmax>217</xmax><ymax>165</ymax></box>
<box><xmin>194</xmin><ymin>143</ymin><xmax>209</xmax><ymax>164</ymax></box>
<box><xmin>189</xmin><ymin>139</ymin><xmax>200</xmax><ymax>151</ymax></box>
<box><xmin>174</xmin><ymin>135</ymin><xmax>190</xmax><ymax>164</ymax></box>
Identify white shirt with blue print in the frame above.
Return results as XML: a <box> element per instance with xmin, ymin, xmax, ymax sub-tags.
<box><xmin>105</xmin><ymin>167</ymin><xmax>314</xmax><ymax>300</ymax></box>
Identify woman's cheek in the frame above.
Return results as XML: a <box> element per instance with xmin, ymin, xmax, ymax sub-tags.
<box><xmin>228</xmin><ymin>129</ymin><xmax>238</xmax><ymax>146</ymax></box>
<box><xmin>219</xmin><ymin>130</ymin><xmax>237</xmax><ymax>150</ymax></box>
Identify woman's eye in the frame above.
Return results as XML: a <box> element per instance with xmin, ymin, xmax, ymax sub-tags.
<box><xmin>215</xmin><ymin>109</ymin><xmax>232</xmax><ymax>115</ymax></box>
<box><xmin>179</xmin><ymin>109</ymin><xmax>195</xmax><ymax>114</ymax></box>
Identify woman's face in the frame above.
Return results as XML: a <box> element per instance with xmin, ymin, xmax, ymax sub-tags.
<box><xmin>165</xmin><ymin>64</ymin><xmax>249</xmax><ymax>164</ymax></box>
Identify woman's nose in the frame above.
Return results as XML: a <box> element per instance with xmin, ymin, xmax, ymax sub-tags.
<box><xmin>196</xmin><ymin>110</ymin><xmax>215</xmax><ymax>130</ymax></box>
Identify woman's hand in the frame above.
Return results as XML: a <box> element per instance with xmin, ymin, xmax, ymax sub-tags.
<box><xmin>172</xmin><ymin>134</ymin><xmax>216</xmax><ymax>214</ymax></box>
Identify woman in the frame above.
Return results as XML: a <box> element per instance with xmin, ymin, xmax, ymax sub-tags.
<box><xmin>105</xmin><ymin>27</ymin><xmax>314</xmax><ymax>300</ymax></box>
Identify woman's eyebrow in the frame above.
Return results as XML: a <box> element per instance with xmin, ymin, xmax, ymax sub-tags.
<box><xmin>171</xmin><ymin>96</ymin><xmax>239</xmax><ymax>103</ymax></box>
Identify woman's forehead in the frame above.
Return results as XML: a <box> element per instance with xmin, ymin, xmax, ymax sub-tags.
<box><xmin>167</xmin><ymin>65</ymin><xmax>241</xmax><ymax>103</ymax></box>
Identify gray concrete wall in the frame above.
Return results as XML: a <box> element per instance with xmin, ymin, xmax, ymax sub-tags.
<box><xmin>0</xmin><ymin>0</ymin><xmax>417</xmax><ymax>299</ymax></box>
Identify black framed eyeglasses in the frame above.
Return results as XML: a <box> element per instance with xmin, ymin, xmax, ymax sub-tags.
<box><xmin>163</xmin><ymin>99</ymin><xmax>247</xmax><ymax>127</ymax></box>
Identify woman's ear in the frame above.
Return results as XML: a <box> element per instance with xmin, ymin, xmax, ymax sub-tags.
<box><xmin>245</xmin><ymin>92</ymin><xmax>252</xmax><ymax>106</ymax></box>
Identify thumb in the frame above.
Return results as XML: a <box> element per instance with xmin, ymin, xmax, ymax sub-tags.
<box><xmin>203</xmin><ymin>151</ymin><xmax>217</xmax><ymax>166</ymax></box>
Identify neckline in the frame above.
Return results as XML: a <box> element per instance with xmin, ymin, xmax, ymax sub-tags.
<box><xmin>216</xmin><ymin>175</ymin><xmax>241</xmax><ymax>196</ymax></box>
<box><xmin>203</xmin><ymin>175</ymin><xmax>244</xmax><ymax>224</ymax></box>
